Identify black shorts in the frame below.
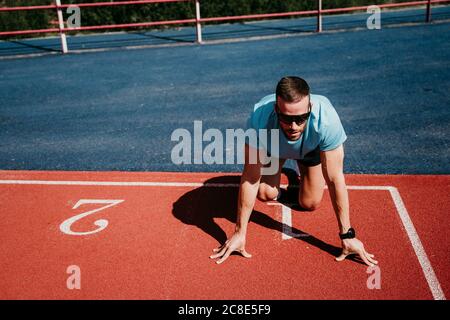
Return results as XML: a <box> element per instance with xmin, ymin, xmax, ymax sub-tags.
<box><xmin>297</xmin><ymin>146</ymin><xmax>321</xmax><ymax>167</ymax></box>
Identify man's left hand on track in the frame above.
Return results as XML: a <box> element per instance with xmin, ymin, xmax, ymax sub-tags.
<box><xmin>336</xmin><ymin>238</ymin><xmax>378</xmax><ymax>267</ymax></box>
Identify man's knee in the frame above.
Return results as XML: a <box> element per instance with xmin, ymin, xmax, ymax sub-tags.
<box><xmin>257</xmin><ymin>185</ymin><xmax>279</xmax><ymax>202</ymax></box>
<box><xmin>298</xmin><ymin>198</ymin><xmax>322</xmax><ymax>211</ymax></box>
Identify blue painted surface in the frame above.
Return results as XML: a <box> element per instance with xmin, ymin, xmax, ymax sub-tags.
<box><xmin>0</xmin><ymin>8</ymin><xmax>449</xmax><ymax>174</ymax></box>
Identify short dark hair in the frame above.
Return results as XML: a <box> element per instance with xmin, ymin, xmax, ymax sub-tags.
<box><xmin>276</xmin><ymin>76</ymin><xmax>310</xmax><ymax>103</ymax></box>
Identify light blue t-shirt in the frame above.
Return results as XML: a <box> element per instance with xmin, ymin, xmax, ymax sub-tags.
<box><xmin>245</xmin><ymin>94</ymin><xmax>347</xmax><ymax>160</ymax></box>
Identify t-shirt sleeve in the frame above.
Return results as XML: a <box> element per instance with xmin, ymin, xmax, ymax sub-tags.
<box><xmin>245</xmin><ymin>95</ymin><xmax>275</xmax><ymax>150</ymax></box>
<box><xmin>319</xmin><ymin>103</ymin><xmax>347</xmax><ymax>151</ymax></box>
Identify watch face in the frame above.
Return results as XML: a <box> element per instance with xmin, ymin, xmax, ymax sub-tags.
<box><xmin>340</xmin><ymin>228</ymin><xmax>355</xmax><ymax>239</ymax></box>
<box><xmin>348</xmin><ymin>228</ymin><xmax>355</xmax><ymax>238</ymax></box>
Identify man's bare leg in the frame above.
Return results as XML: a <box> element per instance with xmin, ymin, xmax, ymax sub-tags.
<box><xmin>297</xmin><ymin>162</ymin><xmax>325</xmax><ymax>211</ymax></box>
<box><xmin>257</xmin><ymin>158</ymin><xmax>286</xmax><ymax>201</ymax></box>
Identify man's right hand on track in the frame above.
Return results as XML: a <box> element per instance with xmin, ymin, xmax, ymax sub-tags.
<box><xmin>209</xmin><ymin>232</ymin><xmax>252</xmax><ymax>264</ymax></box>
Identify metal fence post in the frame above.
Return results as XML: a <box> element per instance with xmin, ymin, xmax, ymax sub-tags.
<box><xmin>55</xmin><ymin>0</ymin><xmax>68</xmax><ymax>53</ymax></box>
<box><xmin>195</xmin><ymin>0</ymin><xmax>203</xmax><ymax>43</ymax></box>
<box><xmin>317</xmin><ymin>0</ymin><xmax>322</xmax><ymax>32</ymax></box>
<box><xmin>426</xmin><ymin>0</ymin><xmax>432</xmax><ymax>22</ymax></box>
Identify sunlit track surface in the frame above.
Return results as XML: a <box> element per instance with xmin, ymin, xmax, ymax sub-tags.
<box><xmin>0</xmin><ymin>170</ymin><xmax>448</xmax><ymax>299</ymax></box>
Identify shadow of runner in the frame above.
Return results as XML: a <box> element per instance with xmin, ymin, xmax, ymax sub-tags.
<box><xmin>0</xmin><ymin>40</ymin><xmax>61</xmax><ymax>55</ymax></box>
<box><xmin>172</xmin><ymin>175</ymin><xmax>344</xmax><ymax>260</ymax></box>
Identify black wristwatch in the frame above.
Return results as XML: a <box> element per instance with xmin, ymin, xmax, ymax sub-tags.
<box><xmin>339</xmin><ymin>227</ymin><xmax>356</xmax><ymax>240</ymax></box>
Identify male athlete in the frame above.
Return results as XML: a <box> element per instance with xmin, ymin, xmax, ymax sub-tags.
<box><xmin>210</xmin><ymin>76</ymin><xmax>377</xmax><ymax>266</ymax></box>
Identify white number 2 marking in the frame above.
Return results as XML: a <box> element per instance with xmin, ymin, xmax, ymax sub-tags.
<box><xmin>59</xmin><ymin>199</ymin><xmax>124</xmax><ymax>236</ymax></box>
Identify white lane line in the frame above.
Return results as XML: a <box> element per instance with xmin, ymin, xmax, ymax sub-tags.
<box><xmin>0</xmin><ymin>180</ymin><xmax>235</xmax><ymax>187</ymax></box>
<box><xmin>268</xmin><ymin>202</ymin><xmax>293</xmax><ymax>240</ymax></box>
<box><xmin>0</xmin><ymin>180</ymin><xmax>392</xmax><ymax>190</ymax></box>
<box><xmin>280</xmin><ymin>205</ymin><xmax>297</xmax><ymax>240</ymax></box>
<box><xmin>388</xmin><ymin>187</ymin><xmax>446</xmax><ymax>300</ymax></box>
<box><xmin>0</xmin><ymin>179</ymin><xmax>445</xmax><ymax>299</ymax></box>
<box><xmin>267</xmin><ymin>202</ymin><xmax>309</xmax><ymax>240</ymax></box>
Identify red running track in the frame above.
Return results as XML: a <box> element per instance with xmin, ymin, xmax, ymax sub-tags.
<box><xmin>0</xmin><ymin>170</ymin><xmax>448</xmax><ymax>300</ymax></box>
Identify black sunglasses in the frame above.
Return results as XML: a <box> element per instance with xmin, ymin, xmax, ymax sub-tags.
<box><xmin>276</xmin><ymin>102</ymin><xmax>311</xmax><ymax>126</ymax></box>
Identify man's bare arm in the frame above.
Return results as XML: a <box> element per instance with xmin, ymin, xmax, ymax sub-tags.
<box><xmin>235</xmin><ymin>144</ymin><xmax>264</xmax><ymax>235</ymax></box>
<box><xmin>210</xmin><ymin>143</ymin><xmax>263</xmax><ymax>264</ymax></box>
<box><xmin>321</xmin><ymin>145</ymin><xmax>378</xmax><ymax>266</ymax></box>
<box><xmin>320</xmin><ymin>145</ymin><xmax>350</xmax><ymax>234</ymax></box>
